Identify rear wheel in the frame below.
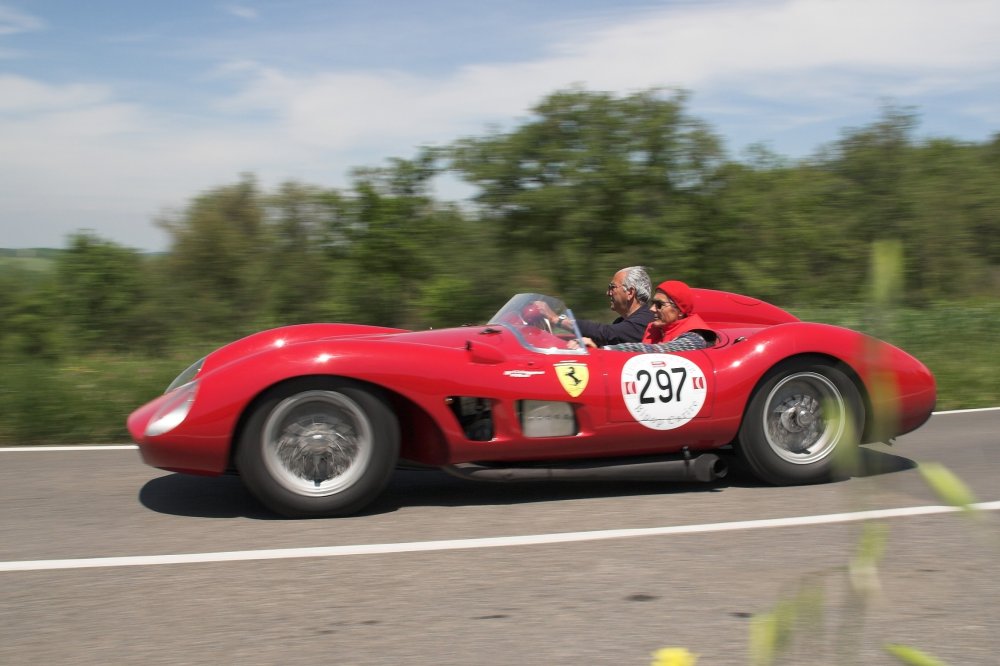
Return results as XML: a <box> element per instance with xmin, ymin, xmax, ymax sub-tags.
<box><xmin>236</xmin><ymin>379</ymin><xmax>399</xmax><ymax>517</ymax></box>
<box><xmin>738</xmin><ymin>360</ymin><xmax>863</xmax><ymax>485</ymax></box>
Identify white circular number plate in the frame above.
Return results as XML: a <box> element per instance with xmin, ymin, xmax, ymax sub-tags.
<box><xmin>621</xmin><ymin>354</ymin><xmax>707</xmax><ymax>430</ymax></box>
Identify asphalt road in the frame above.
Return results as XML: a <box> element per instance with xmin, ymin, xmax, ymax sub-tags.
<box><xmin>1</xmin><ymin>409</ymin><xmax>998</xmax><ymax>665</ymax></box>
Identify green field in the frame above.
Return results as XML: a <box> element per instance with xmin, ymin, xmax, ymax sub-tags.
<box><xmin>0</xmin><ymin>303</ymin><xmax>996</xmax><ymax>445</ymax></box>
<box><xmin>0</xmin><ymin>252</ymin><xmax>57</xmax><ymax>278</ymax></box>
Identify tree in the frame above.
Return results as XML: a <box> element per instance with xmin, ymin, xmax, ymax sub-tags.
<box><xmin>817</xmin><ymin>108</ymin><xmax>999</xmax><ymax>302</ymax></box>
<box><xmin>55</xmin><ymin>231</ymin><xmax>149</xmax><ymax>352</ymax></box>
<box><xmin>157</xmin><ymin>175</ymin><xmax>270</xmax><ymax>339</ymax></box>
<box><xmin>341</xmin><ymin>152</ymin><xmax>503</xmax><ymax>328</ymax></box>
<box><xmin>821</xmin><ymin>103</ymin><xmax>919</xmax><ymax>243</ymax></box>
<box><xmin>262</xmin><ymin>181</ymin><xmax>346</xmax><ymax>326</ymax></box>
<box><xmin>704</xmin><ymin>140</ymin><xmax>870</xmax><ymax>304</ymax></box>
<box><xmin>0</xmin><ymin>266</ymin><xmax>62</xmax><ymax>358</ymax></box>
<box><xmin>899</xmin><ymin>138</ymin><xmax>999</xmax><ymax>300</ymax></box>
<box><xmin>449</xmin><ymin>87</ymin><xmax>725</xmax><ymax>313</ymax></box>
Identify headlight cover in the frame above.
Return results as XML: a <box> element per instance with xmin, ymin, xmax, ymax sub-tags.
<box><xmin>166</xmin><ymin>357</ymin><xmax>206</xmax><ymax>393</ymax></box>
<box><xmin>146</xmin><ymin>380</ymin><xmax>198</xmax><ymax>437</ymax></box>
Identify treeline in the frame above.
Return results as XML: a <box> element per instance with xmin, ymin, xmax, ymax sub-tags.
<box><xmin>2</xmin><ymin>88</ymin><xmax>999</xmax><ymax>361</ymax></box>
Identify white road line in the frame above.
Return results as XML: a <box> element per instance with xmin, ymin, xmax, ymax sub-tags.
<box><xmin>932</xmin><ymin>406</ymin><xmax>1000</xmax><ymax>415</ymax></box>
<box><xmin>2</xmin><ymin>501</ymin><xmax>998</xmax><ymax>573</ymax></box>
<box><xmin>0</xmin><ymin>445</ymin><xmax>137</xmax><ymax>452</ymax></box>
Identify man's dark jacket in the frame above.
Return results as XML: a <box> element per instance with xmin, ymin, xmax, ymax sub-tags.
<box><xmin>576</xmin><ymin>306</ymin><xmax>654</xmax><ymax>346</ymax></box>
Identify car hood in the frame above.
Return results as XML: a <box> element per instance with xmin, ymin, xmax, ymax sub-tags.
<box><xmin>197</xmin><ymin>322</ymin><xmax>489</xmax><ymax>378</ymax></box>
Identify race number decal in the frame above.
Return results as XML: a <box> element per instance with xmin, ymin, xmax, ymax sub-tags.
<box><xmin>621</xmin><ymin>354</ymin><xmax>707</xmax><ymax>430</ymax></box>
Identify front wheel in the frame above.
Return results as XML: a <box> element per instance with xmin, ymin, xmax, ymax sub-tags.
<box><xmin>738</xmin><ymin>361</ymin><xmax>864</xmax><ymax>485</ymax></box>
<box><xmin>236</xmin><ymin>379</ymin><xmax>399</xmax><ymax>517</ymax></box>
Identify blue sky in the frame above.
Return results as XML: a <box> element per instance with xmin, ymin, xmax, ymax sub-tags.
<box><xmin>2</xmin><ymin>0</ymin><xmax>999</xmax><ymax>250</ymax></box>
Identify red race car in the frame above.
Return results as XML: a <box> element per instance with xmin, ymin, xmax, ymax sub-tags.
<box><xmin>128</xmin><ymin>290</ymin><xmax>935</xmax><ymax>518</ymax></box>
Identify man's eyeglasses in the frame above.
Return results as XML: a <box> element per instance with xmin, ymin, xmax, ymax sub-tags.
<box><xmin>651</xmin><ymin>298</ymin><xmax>676</xmax><ymax>310</ymax></box>
<box><xmin>607</xmin><ymin>283</ymin><xmax>627</xmax><ymax>293</ymax></box>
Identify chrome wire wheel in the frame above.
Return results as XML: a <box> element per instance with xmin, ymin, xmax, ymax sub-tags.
<box><xmin>761</xmin><ymin>371</ymin><xmax>845</xmax><ymax>465</ymax></box>
<box><xmin>261</xmin><ymin>390</ymin><xmax>374</xmax><ymax>496</ymax></box>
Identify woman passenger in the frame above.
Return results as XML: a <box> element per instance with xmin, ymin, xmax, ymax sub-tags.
<box><xmin>604</xmin><ymin>280</ymin><xmax>711</xmax><ymax>352</ymax></box>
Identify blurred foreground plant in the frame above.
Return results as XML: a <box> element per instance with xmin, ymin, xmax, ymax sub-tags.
<box><xmin>917</xmin><ymin>463</ymin><xmax>978</xmax><ymax>516</ymax></box>
<box><xmin>743</xmin><ymin>466</ymin><xmax>984</xmax><ymax>666</ymax></box>
<box><xmin>684</xmin><ymin>240</ymin><xmax>986</xmax><ymax>665</ymax></box>
<box><xmin>884</xmin><ymin>643</ymin><xmax>949</xmax><ymax>666</ymax></box>
<box><xmin>649</xmin><ymin>646</ymin><xmax>699</xmax><ymax>666</ymax></box>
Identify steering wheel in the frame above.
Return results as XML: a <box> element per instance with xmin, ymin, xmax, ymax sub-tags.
<box><xmin>520</xmin><ymin>303</ymin><xmax>553</xmax><ymax>334</ymax></box>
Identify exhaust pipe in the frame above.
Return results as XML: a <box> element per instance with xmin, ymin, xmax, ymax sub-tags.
<box><xmin>442</xmin><ymin>453</ymin><xmax>727</xmax><ymax>484</ymax></box>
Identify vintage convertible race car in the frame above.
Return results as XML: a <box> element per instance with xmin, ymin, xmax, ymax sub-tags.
<box><xmin>128</xmin><ymin>290</ymin><xmax>936</xmax><ymax>518</ymax></box>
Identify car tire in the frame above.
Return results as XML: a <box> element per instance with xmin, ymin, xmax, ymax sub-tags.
<box><xmin>737</xmin><ymin>359</ymin><xmax>864</xmax><ymax>485</ymax></box>
<box><xmin>236</xmin><ymin>379</ymin><xmax>399</xmax><ymax>518</ymax></box>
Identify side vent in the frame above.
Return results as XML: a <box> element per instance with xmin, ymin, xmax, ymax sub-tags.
<box><xmin>447</xmin><ymin>397</ymin><xmax>494</xmax><ymax>441</ymax></box>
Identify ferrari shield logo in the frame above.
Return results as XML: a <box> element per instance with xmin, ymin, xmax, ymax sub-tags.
<box><xmin>554</xmin><ymin>362</ymin><xmax>589</xmax><ymax>397</ymax></box>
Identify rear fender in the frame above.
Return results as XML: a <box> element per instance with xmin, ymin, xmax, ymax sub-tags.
<box><xmin>711</xmin><ymin>325</ymin><xmax>874</xmax><ymax>429</ymax></box>
<box><xmin>692</xmin><ymin>288</ymin><xmax>800</xmax><ymax>326</ymax></box>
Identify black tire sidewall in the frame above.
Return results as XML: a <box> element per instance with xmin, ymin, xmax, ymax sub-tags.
<box><xmin>236</xmin><ymin>378</ymin><xmax>400</xmax><ymax>518</ymax></box>
<box><xmin>738</xmin><ymin>361</ymin><xmax>863</xmax><ymax>485</ymax></box>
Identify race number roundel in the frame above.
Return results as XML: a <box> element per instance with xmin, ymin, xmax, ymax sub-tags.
<box><xmin>621</xmin><ymin>354</ymin><xmax>707</xmax><ymax>430</ymax></box>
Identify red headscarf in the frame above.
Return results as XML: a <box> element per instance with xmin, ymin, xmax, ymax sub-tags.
<box><xmin>657</xmin><ymin>280</ymin><xmax>694</xmax><ymax>316</ymax></box>
<box><xmin>643</xmin><ymin>280</ymin><xmax>707</xmax><ymax>344</ymax></box>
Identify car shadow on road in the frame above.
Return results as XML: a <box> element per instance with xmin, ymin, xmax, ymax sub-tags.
<box><xmin>369</xmin><ymin>470</ymin><xmax>730</xmax><ymax>515</ymax></box>
<box><xmin>717</xmin><ymin>445</ymin><xmax>918</xmax><ymax>488</ymax></box>
<box><xmin>138</xmin><ymin>473</ymin><xmax>279</xmax><ymax>519</ymax></box>
<box><xmin>137</xmin><ymin>445</ymin><xmax>917</xmax><ymax>520</ymax></box>
<box><xmin>138</xmin><ymin>470</ymin><xmax>729</xmax><ymax>519</ymax></box>
<box><xmin>853</xmin><ymin>444</ymin><xmax>919</xmax><ymax>477</ymax></box>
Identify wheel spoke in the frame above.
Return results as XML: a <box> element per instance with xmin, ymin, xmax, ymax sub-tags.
<box><xmin>761</xmin><ymin>372</ymin><xmax>845</xmax><ymax>465</ymax></box>
<box><xmin>262</xmin><ymin>391</ymin><xmax>374</xmax><ymax>496</ymax></box>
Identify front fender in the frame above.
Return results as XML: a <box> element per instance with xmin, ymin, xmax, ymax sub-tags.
<box><xmin>131</xmin><ymin>338</ymin><xmax>471</xmax><ymax>474</ymax></box>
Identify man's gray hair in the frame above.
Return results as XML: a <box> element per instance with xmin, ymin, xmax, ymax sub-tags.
<box><xmin>620</xmin><ymin>266</ymin><xmax>652</xmax><ymax>303</ymax></box>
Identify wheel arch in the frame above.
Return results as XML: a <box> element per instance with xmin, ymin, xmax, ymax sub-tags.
<box><xmin>227</xmin><ymin>374</ymin><xmax>449</xmax><ymax>471</ymax></box>
<box><xmin>734</xmin><ymin>352</ymin><xmax>869</xmax><ymax>485</ymax></box>
<box><xmin>739</xmin><ymin>352</ymin><xmax>870</xmax><ymax>436</ymax></box>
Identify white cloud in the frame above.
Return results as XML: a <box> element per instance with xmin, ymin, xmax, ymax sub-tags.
<box><xmin>0</xmin><ymin>4</ymin><xmax>43</xmax><ymax>36</ymax></box>
<box><xmin>0</xmin><ymin>75</ymin><xmax>112</xmax><ymax>112</ymax></box>
<box><xmin>1</xmin><ymin>0</ymin><xmax>999</xmax><ymax>249</ymax></box>
<box><xmin>224</xmin><ymin>4</ymin><xmax>258</xmax><ymax>21</ymax></box>
<box><xmin>220</xmin><ymin>0</ymin><xmax>1000</xmax><ymax>152</ymax></box>
<box><xmin>538</xmin><ymin>0</ymin><xmax>1000</xmax><ymax>99</ymax></box>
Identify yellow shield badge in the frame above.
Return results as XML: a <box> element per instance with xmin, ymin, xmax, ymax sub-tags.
<box><xmin>554</xmin><ymin>362</ymin><xmax>589</xmax><ymax>398</ymax></box>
